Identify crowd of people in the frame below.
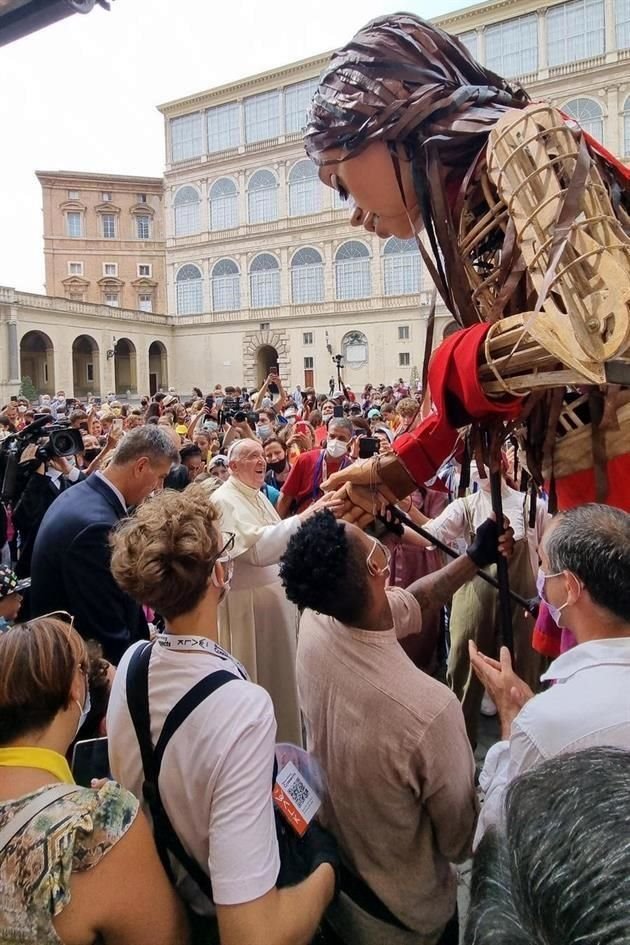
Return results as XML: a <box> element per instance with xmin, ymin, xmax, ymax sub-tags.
<box><xmin>0</xmin><ymin>372</ymin><xmax>628</xmax><ymax>945</ymax></box>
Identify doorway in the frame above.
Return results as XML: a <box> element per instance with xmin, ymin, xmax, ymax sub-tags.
<box><xmin>256</xmin><ymin>344</ymin><xmax>278</xmax><ymax>388</ymax></box>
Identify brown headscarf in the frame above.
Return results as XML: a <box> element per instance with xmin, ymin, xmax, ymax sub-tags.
<box><xmin>305</xmin><ymin>13</ymin><xmax>528</xmax><ymax>166</ymax></box>
<box><xmin>304</xmin><ymin>13</ymin><xmax>530</xmax><ymax>324</ymax></box>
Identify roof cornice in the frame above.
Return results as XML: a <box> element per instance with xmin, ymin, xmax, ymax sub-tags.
<box><xmin>35</xmin><ymin>170</ymin><xmax>164</xmax><ymax>187</ymax></box>
<box><xmin>157</xmin><ymin>51</ymin><xmax>331</xmax><ymax>116</ymax></box>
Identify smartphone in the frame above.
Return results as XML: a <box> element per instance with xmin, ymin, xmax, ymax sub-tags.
<box><xmin>333</xmin><ymin>405</ymin><xmax>344</xmax><ymax>418</ymax></box>
<box><xmin>112</xmin><ymin>418</ymin><xmax>124</xmax><ymax>434</ymax></box>
<box><xmin>359</xmin><ymin>436</ymin><xmax>380</xmax><ymax>459</ymax></box>
<box><xmin>205</xmin><ymin>395</ymin><xmax>214</xmax><ymax>409</ymax></box>
<box><xmin>71</xmin><ymin>737</ymin><xmax>110</xmax><ymax>788</ymax></box>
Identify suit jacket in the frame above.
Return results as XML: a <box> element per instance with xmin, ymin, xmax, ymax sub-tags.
<box><xmin>14</xmin><ymin>470</ymin><xmax>84</xmax><ymax>578</ymax></box>
<box><xmin>30</xmin><ymin>474</ymin><xmax>148</xmax><ymax>664</ymax></box>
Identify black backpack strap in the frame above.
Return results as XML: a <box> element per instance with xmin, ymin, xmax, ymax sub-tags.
<box><xmin>125</xmin><ymin>642</ymin><xmax>240</xmax><ymax>902</ymax></box>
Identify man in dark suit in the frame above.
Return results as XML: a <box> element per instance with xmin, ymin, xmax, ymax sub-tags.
<box><xmin>31</xmin><ymin>425</ymin><xmax>178</xmax><ymax>664</ymax></box>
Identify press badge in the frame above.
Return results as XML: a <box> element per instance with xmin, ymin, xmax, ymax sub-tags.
<box><xmin>273</xmin><ymin>761</ymin><xmax>321</xmax><ymax>836</ymax></box>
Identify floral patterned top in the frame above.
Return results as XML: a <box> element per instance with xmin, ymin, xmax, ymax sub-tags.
<box><xmin>0</xmin><ymin>781</ymin><xmax>138</xmax><ymax>944</ymax></box>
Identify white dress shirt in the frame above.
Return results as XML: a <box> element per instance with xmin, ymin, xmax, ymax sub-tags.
<box><xmin>95</xmin><ymin>470</ymin><xmax>127</xmax><ymax>512</ymax></box>
<box><xmin>475</xmin><ymin>638</ymin><xmax>630</xmax><ymax>846</ymax></box>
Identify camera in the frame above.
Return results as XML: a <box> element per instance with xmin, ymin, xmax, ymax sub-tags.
<box><xmin>0</xmin><ymin>416</ymin><xmax>84</xmax><ymax>502</ymax></box>
<box><xmin>358</xmin><ymin>436</ymin><xmax>380</xmax><ymax>459</ymax></box>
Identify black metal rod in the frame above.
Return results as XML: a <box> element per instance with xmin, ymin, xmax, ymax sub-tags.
<box><xmin>486</xmin><ymin>431</ymin><xmax>514</xmax><ymax>652</ymax></box>
<box><xmin>389</xmin><ymin>508</ymin><xmax>532</xmax><ymax>612</ymax></box>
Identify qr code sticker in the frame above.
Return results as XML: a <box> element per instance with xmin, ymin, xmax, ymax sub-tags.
<box><xmin>287</xmin><ymin>774</ymin><xmax>309</xmax><ymax>808</ymax></box>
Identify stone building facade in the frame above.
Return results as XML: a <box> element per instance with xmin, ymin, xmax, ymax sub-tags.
<box><xmin>36</xmin><ymin>170</ymin><xmax>166</xmax><ymax>314</ymax></box>
<box><xmin>2</xmin><ymin>0</ymin><xmax>628</xmax><ymax>402</ymax></box>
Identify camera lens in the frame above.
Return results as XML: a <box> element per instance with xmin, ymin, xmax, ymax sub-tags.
<box><xmin>50</xmin><ymin>430</ymin><xmax>79</xmax><ymax>456</ymax></box>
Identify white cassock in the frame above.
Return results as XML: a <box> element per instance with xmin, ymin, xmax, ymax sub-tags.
<box><xmin>210</xmin><ymin>476</ymin><xmax>302</xmax><ymax>744</ymax></box>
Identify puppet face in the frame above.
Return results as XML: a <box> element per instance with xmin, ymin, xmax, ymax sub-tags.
<box><xmin>318</xmin><ymin>141</ymin><xmax>422</xmax><ymax>239</ymax></box>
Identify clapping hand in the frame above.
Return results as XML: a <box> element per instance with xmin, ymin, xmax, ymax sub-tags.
<box><xmin>469</xmin><ymin>642</ymin><xmax>534</xmax><ymax>739</ymax></box>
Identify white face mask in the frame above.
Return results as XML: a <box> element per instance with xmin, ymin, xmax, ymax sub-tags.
<box><xmin>326</xmin><ymin>438</ymin><xmax>347</xmax><ymax>459</ymax></box>
<box><xmin>536</xmin><ymin>568</ymin><xmax>570</xmax><ymax>627</ymax></box>
<box><xmin>75</xmin><ymin>680</ymin><xmax>91</xmax><ymax>737</ymax></box>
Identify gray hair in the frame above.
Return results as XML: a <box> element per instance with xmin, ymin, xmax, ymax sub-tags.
<box><xmin>466</xmin><ymin>748</ymin><xmax>630</xmax><ymax>945</ymax></box>
<box><xmin>327</xmin><ymin>416</ymin><xmax>354</xmax><ymax>437</ymax></box>
<box><xmin>111</xmin><ymin>425</ymin><xmax>179</xmax><ymax>467</ymax></box>
<box><xmin>545</xmin><ymin>503</ymin><xmax>630</xmax><ymax>622</ymax></box>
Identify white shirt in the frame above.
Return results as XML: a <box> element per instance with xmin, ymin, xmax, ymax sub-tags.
<box><xmin>95</xmin><ymin>470</ymin><xmax>127</xmax><ymax>511</ymax></box>
<box><xmin>45</xmin><ymin>465</ymin><xmax>81</xmax><ymax>489</ymax></box>
<box><xmin>475</xmin><ymin>638</ymin><xmax>630</xmax><ymax>846</ymax></box>
<box><xmin>425</xmin><ymin>485</ymin><xmax>549</xmax><ymax>576</ymax></box>
<box><xmin>107</xmin><ymin>635</ymin><xmax>280</xmax><ymax>912</ymax></box>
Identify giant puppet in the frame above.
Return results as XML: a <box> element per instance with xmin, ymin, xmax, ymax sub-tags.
<box><xmin>303</xmin><ymin>13</ymin><xmax>630</xmax><ymax>527</ymax></box>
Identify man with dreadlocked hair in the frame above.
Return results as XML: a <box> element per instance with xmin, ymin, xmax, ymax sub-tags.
<box><xmin>305</xmin><ymin>12</ymin><xmax>630</xmax><ymax>660</ymax></box>
<box><xmin>305</xmin><ymin>14</ymin><xmax>630</xmax><ymax>524</ymax></box>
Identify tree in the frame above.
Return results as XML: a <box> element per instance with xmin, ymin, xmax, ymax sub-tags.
<box><xmin>19</xmin><ymin>376</ymin><xmax>37</xmax><ymax>402</ymax></box>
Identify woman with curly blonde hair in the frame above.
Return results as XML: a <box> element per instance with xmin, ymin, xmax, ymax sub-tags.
<box><xmin>106</xmin><ymin>485</ymin><xmax>336</xmax><ymax>945</ymax></box>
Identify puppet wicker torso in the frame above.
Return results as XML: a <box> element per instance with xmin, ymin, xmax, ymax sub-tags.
<box><xmin>452</xmin><ymin>103</ymin><xmax>630</xmax><ymax>501</ymax></box>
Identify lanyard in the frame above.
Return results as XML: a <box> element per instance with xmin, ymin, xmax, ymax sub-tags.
<box><xmin>156</xmin><ymin>634</ymin><xmax>248</xmax><ymax>679</ymax></box>
<box><xmin>311</xmin><ymin>451</ymin><xmax>350</xmax><ymax>503</ymax></box>
<box><xmin>0</xmin><ymin>747</ymin><xmax>74</xmax><ymax>784</ymax></box>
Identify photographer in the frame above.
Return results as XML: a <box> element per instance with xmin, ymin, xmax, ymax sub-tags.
<box><xmin>13</xmin><ymin>445</ymin><xmax>84</xmax><ymax>579</ymax></box>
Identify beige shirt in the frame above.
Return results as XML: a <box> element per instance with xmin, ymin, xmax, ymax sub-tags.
<box><xmin>297</xmin><ymin>588</ymin><xmax>478</xmax><ymax>937</ymax></box>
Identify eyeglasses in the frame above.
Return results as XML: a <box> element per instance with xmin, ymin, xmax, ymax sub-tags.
<box><xmin>27</xmin><ymin>610</ymin><xmax>75</xmax><ymax>631</ymax></box>
<box><xmin>213</xmin><ymin>532</ymin><xmax>235</xmax><ymax>584</ymax></box>
<box><xmin>366</xmin><ymin>538</ymin><xmax>391</xmax><ymax>578</ymax></box>
<box><xmin>23</xmin><ymin>610</ymin><xmax>88</xmax><ymax>672</ymax></box>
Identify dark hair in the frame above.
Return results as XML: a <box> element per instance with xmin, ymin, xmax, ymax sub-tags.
<box><xmin>0</xmin><ymin>415</ymin><xmax>16</xmax><ymax>432</ymax></box>
<box><xmin>145</xmin><ymin>402</ymin><xmax>161</xmax><ymax>420</ymax></box>
<box><xmin>467</xmin><ymin>748</ymin><xmax>630</xmax><ymax>945</ymax></box>
<box><xmin>279</xmin><ymin>510</ymin><xmax>369</xmax><ymax>624</ymax></box>
<box><xmin>0</xmin><ymin>618</ymin><xmax>88</xmax><ymax>744</ymax></box>
<box><xmin>545</xmin><ymin>504</ymin><xmax>630</xmax><ymax>622</ymax></box>
<box><xmin>263</xmin><ymin>436</ymin><xmax>286</xmax><ymax>455</ymax></box>
<box><xmin>180</xmin><ymin>444</ymin><xmax>202</xmax><ymax>463</ymax></box>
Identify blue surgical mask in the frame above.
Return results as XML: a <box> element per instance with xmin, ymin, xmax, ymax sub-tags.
<box><xmin>536</xmin><ymin>568</ymin><xmax>569</xmax><ymax>627</ymax></box>
<box><xmin>257</xmin><ymin>424</ymin><xmax>272</xmax><ymax>440</ymax></box>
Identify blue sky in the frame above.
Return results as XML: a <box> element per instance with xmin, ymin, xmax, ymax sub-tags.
<box><xmin>0</xmin><ymin>0</ymin><xmax>471</xmax><ymax>292</ymax></box>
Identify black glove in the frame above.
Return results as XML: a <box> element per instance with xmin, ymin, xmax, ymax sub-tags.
<box><xmin>276</xmin><ymin>812</ymin><xmax>340</xmax><ymax>896</ymax></box>
<box><xmin>466</xmin><ymin>517</ymin><xmax>500</xmax><ymax>568</ymax></box>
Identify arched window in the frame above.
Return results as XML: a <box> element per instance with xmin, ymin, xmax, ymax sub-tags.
<box><xmin>624</xmin><ymin>95</ymin><xmax>630</xmax><ymax>157</ymax></box>
<box><xmin>342</xmin><ymin>330</ymin><xmax>369</xmax><ymax>368</ymax></box>
<box><xmin>288</xmin><ymin>160</ymin><xmax>321</xmax><ymax>217</ymax></box>
<box><xmin>335</xmin><ymin>241</ymin><xmax>371</xmax><ymax>300</ymax></box>
<box><xmin>173</xmin><ymin>186</ymin><xmax>201</xmax><ymax>237</ymax></box>
<box><xmin>247</xmin><ymin>169</ymin><xmax>278</xmax><ymax>225</ymax></box>
<box><xmin>176</xmin><ymin>264</ymin><xmax>203</xmax><ymax>315</ymax></box>
<box><xmin>383</xmin><ymin>237</ymin><xmax>421</xmax><ymax>296</ymax></box>
<box><xmin>250</xmin><ymin>253</ymin><xmax>280</xmax><ymax>308</ymax></box>
<box><xmin>212</xmin><ymin>258</ymin><xmax>240</xmax><ymax>312</ymax></box>
<box><xmin>563</xmin><ymin>98</ymin><xmax>604</xmax><ymax>141</ymax></box>
<box><xmin>209</xmin><ymin>178</ymin><xmax>238</xmax><ymax>231</ymax></box>
<box><xmin>291</xmin><ymin>247</ymin><xmax>324</xmax><ymax>304</ymax></box>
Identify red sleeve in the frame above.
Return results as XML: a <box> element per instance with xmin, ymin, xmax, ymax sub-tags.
<box><xmin>394</xmin><ymin>324</ymin><xmax>521</xmax><ymax>487</ymax></box>
<box><xmin>280</xmin><ymin>453</ymin><xmax>310</xmax><ymax>500</ymax></box>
